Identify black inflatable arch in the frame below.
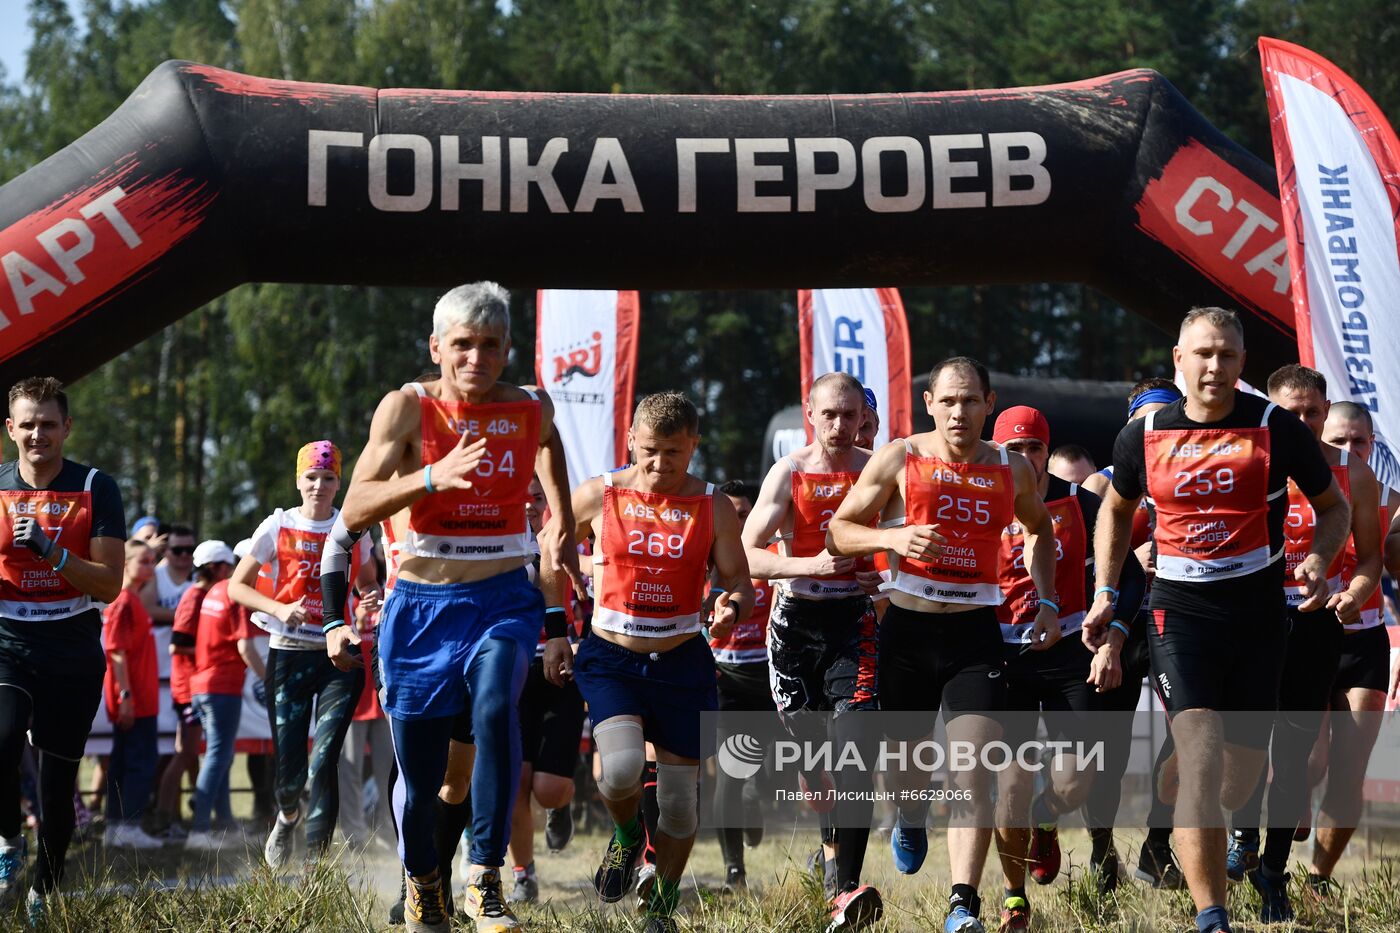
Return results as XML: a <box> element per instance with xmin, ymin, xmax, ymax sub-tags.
<box><xmin>0</xmin><ymin>62</ymin><xmax>1298</xmax><ymax>386</ymax></box>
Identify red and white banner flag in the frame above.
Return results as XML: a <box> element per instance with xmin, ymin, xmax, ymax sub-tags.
<box><xmin>1260</xmin><ymin>37</ymin><xmax>1400</xmax><ymax>485</ymax></box>
<box><xmin>535</xmin><ymin>290</ymin><xmax>640</xmax><ymax>488</ymax></box>
<box><xmin>798</xmin><ymin>288</ymin><xmax>912</xmax><ymax>445</ymax></box>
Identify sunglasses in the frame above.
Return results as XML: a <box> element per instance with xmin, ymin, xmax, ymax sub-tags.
<box><xmin>168</xmin><ymin>546</ymin><xmax>195</xmax><ymax>556</ymax></box>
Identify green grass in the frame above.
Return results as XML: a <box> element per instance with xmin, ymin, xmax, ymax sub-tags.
<box><xmin>6</xmin><ymin>825</ymin><xmax>1400</xmax><ymax>931</ymax></box>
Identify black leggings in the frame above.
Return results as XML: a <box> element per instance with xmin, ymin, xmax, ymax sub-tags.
<box><xmin>0</xmin><ymin>687</ymin><xmax>82</xmax><ymax>893</ymax></box>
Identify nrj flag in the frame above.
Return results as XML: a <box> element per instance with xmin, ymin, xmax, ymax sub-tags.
<box><xmin>535</xmin><ymin>290</ymin><xmax>640</xmax><ymax>487</ymax></box>
<box><xmin>798</xmin><ymin>288</ymin><xmax>912</xmax><ymax>445</ymax></box>
<box><xmin>1260</xmin><ymin>37</ymin><xmax>1400</xmax><ymax>485</ymax></box>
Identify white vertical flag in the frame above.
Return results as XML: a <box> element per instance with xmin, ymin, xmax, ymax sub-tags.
<box><xmin>798</xmin><ymin>288</ymin><xmax>912</xmax><ymax>445</ymax></box>
<box><xmin>535</xmin><ymin>290</ymin><xmax>640</xmax><ymax>488</ymax></box>
<box><xmin>1260</xmin><ymin>37</ymin><xmax>1400</xmax><ymax>484</ymax></box>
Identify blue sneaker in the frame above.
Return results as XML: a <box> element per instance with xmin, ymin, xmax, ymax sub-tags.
<box><xmin>1249</xmin><ymin>867</ymin><xmax>1293</xmax><ymax>923</ymax></box>
<box><xmin>943</xmin><ymin>904</ymin><xmax>985</xmax><ymax>933</ymax></box>
<box><xmin>1225</xmin><ymin>831</ymin><xmax>1258</xmax><ymax>884</ymax></box>
<box><xmin>24</xmin><ymin>888</ymin><xmax>44</xmax><ymax>929</ymax></box>
<box><xmin>890</xmin><ymin>823</ymin><xmax>928</xmax><ymax>875</ymax></box>
<box><xmin>0</xmin><ymin>837</ymin><xmax>26</xmax><ymax>898</ymax></box>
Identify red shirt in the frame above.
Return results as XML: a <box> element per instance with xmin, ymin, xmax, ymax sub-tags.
<box><xmin>103</xmin><ymin>589</ymin><xmax>159</xmax><ymax>720</ymax></box>
<box><xmin>191</xmin><ymin>579</ymin><xmax>253</xmax><ymax>696</ymax></box>
<box><xmin>169</xmin><ymin>584</ymin><xmax>210</xmax><ymax>704</ymax></box>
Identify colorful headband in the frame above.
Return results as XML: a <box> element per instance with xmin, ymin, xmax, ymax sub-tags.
<box><xmin>1127</xmin><ymin>387</ymin><xmax>1182</xmax><ymax>417</ymax></box>
<box><xmin>296</xmin><ymin>440</ymin><xmax>341</xmax><ymax>478</ymax></box>
<box><xmin>862</xmin><ymin>387</ymin><xmax>878</xmax><ymax>413</ymax></box>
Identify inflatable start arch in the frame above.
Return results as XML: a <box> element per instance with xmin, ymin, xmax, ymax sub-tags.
<box><xmin>0</xmin><ymin>62</ymin><xmax>1297</xmax><ymax>385</ymax></box>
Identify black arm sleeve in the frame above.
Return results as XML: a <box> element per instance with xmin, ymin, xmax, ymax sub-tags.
<box><xmin>1109</xmin><ymin>419</ymin><xmax>1147</xmax><ymax>501</ymax></box>
<box><xmin>319</xmin><ymin>517</ymin><xmax>364</xmax><ymax>628</ymax></box>
<box><xmin>89</xmin><ymin>471</ymin><xmax>127</xmax><ymax>540</ymax></box>
<box><xmin>170</xmin><ymin>631</ymin><xmax>195</xmax><ymax>648</ymax></box>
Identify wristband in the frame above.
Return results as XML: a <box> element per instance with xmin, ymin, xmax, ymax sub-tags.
<box><xmin>423</xmin><ymin>464</ymin><xmax>435</xmax><ymax>494</ymax></box>
<box><xmin>53</xmin><ymin>548</ymin><xmax>69</xmax><ymax>573</ymax></box>
<box><xmin>543</xmin><ymin>606</ymin><xmax>569</xmax><ymax>640</ymax></box>
<box><xmin>710</xmin><ymin>586</ymin><xmax>727</xmax><ymax>595</ymax></box>
<box><xmin>321</xmin><ymin>618</ymin><xmax>347</xmax><ymax>635</ymax></box>
<box><xmin>1109</xmin><ymin>620</ymin><xmax>1131</xmax><ymax>639</ymax></box>
<box><xmin>1037</xmin><ymin>598</ymin><xmax>1060</xmax><ymax>614</ymax></box>
<box><xmin>1094</xmin><ymin>585</ymin><xmax>1119</xmax><ymax>601</ymax></box>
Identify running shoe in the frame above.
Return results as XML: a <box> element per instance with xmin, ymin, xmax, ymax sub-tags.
<box><xmin>463</xmin><ymin>868</ymin><xmax>520</xmax><ymax>932</ymax></box>
<box><xmin>890</xmin><ymin>821</ymin><xmax>928</xmax><ymax>875</ymax></box>
<box><xmin>544</xmin><ymin>806</ymin><xmax>573</xmax><ymax>853</ymax></box>
<box><xmin>24</xmin><ymin>887</ymin><xmax>44</xmax><ymax>929</ymax></box>
<box><xmin>506</xmin><ymin>864</ymin><xmax>538</xmax><ymax>905</ymax></box>
<box><xmin>1089</xmin><ymin>844</ymin><xmax>1121</xmax><ymax>896</ymax></box>
<box><xmin>183</xmin><ymin>829</ymin><xmax>226</xmax><ymax>851</ymax></box>
<box><xmin>826</xmin><ymin>883</ymin><xmax>884</xmax><ymax>932</ymax></box>
<box><xmin>1306</xmin><ymin>872</ymin><xmax>1339</xmax><ymax>903</ymax></box>
<box><xmin>944</xmin><ymin>904</ymin><xmax>986</xmax><ymax>933</ymax></box>
<box><xmin>388</xmin><ymin>873</ymin><xmax>407</xmax><ymax>925</ymax></box>
<box><xmin>642</xmin><ymin>915</ymin><xmax>679</xmax><ymax>933</ymax></box>
<box><xmin>1248</xmin><ymin>866</ymin><xmax>1294</xmax><ymax>923</ymax></box>
<box><xmin>1027</xmin><ymin>825</ymin><xmax>1061</xmax><ymax>885</ymax></box>
<box><xmin>635</xmin><ymin>861</ymin><xmax>657</xmax><ymax>913</ymax></box>
<box><xmin>723</xmin><ymin>865</ymin><xmax>746</xmax><ymax>893</ymax></box>
<box><xmin>800</xmin><ymin>771</ymin><xmax>837</xmax><ymax>814</ymax></box>
<box><xmin>0</xmin><ymin>837</ymin><xmax>25</xmax><ymax>898</ymax></box>
<box><xmin>594</xmin><ymin>825</ymin><xmax>645</xmax><ymax>903</ymax></box>
<box><xmin>998</xmin><ymin>895</ymin><xmax>1030</xmax><ymax>933</ymax></box>
<box><xmin>1225</xmin><ymin>830</ymin><xmax>1259</xmax><ymax>884</ymax></box>
<box><xmin>1134</xmin><ymin>836</ymin><xmax>1186</xmax><ymax>889</ymax></box>
<box><xmin>103</xmin><ymin>822</ymin><xmax>164</xmax><ymax>849</ymax></box>
<box><xmin>263</xmin><ymin>809</ymin><xmax>298</xmax><ymax>871</ymax></box>
<box><xmin>808</xmin><ymin>846</ymin><xmax>838</xmax><ymax>899</ymax></box>
<box><xmin>404</xmin><ymin>871</ymin><xmax>450</xmax><ymax>933</ymax></box>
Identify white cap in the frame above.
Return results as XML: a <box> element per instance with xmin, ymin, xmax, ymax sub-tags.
<box><xmin>233</xmin><ymin>538</ymin><xmax>254</xmax><ymax>561</ymax></box>
<box><xmin>193</xmin><ymin>540</ymin><xmax>236</xmax><ymax>568</ymax></box>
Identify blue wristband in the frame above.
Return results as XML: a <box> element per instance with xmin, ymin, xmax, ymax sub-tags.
<box><xmin>1094</xmin><ymin>585</ymin><xmax>1119</xmax><ymax>601</ymax></box>
<box><xmin>1038</xmin><ymin>597</ymin><xmax>1060</xmax><ymax>614</ymax></box>
<box><xmin>321</xmin><ymin>618</ymin><xmax>347</xmax><ymax>635</ymax></box>
<box><xmin>1109</xmin><ymin>620</ymin><xmax>1131</xmax><ymax>639</ymax></box>
<box><xmin>53</xmin><ymin>548</ymin><xmax>68</xmax><ymax>573</ymax></box>
<box><xmin>423</xmin><ymin>464</ymin><xmax>435</xmax><ymax>494</ymax></box>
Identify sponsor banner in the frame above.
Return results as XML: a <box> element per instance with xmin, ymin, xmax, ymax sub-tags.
<box><xmin>535</xmin><ymin>289</ymin><xmax>640</xmax><ymax>487</ymax></box>
<box><xmin>703</xmin><ymin>709</ymin><xmax>1400</xmax><ymax>829</ymax></box>
<box><xmin>798</xmin><ymin>288</ymin><xmax>912</xmax><ymax>445</ymax></box>
<box><xmin>1260</xmin><ymin>37</ymin><xmax>1400</xmax><ymax>486</ymax></box>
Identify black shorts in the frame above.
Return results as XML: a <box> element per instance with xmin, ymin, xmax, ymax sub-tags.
<box><xmin>518</xmin><ymin>659</ymin><xmax>585</xmax><ymax>778</ymax></box>
<box><xmin>1334</xmin><ymin>625</ymin><xmax>1390</xmax><ymax>694</ymax></box>
<box><xmin>0</xmin><ymin>611</ymin><xmax>106</xmax><ymax>761</ymax></box>
<box><xmin>767</xmin><ymin>591</ymin><xmax>877</xmax><ymax>715</ymax></box>
<box><xmin>717</xmin><ymin>661</ymin><xmax>775</xmax><ymax>713</ymax></box>
<box><xmin>1146</xmin><ymin>607</ymin><xmax>1287</xmax><ymax>748</ymax></box>
<box><xmin>1001</xmin><ymin>633</ymin><xmax>1098</xmax><ymax>748</ymax></box>
<box><xmin>879</xmin><ymin>604</ymin><xmax>1007</xmax><ymax>738</ymax></box>
<box><xmin>172</xmin><ymin>699</ymin><xmax>201</xmax><ymax>729</ymax></box>
<box><xmin>1276</xmin><ymin>608</ymin><xmax>1345</xmax><ymax>711</ymax></box>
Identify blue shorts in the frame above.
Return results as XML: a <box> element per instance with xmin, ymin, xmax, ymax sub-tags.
<box><xmin>377</xmin><ymin>570</ymin><xmax>542</xmax><ymax>720</ymax></box>
<box><xmin>573</xmin><ymin>634</ymin><xmax>718</xmax><ymax>760</ymax></box>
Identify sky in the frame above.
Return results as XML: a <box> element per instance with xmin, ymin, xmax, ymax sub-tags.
<box><xmin>1</xmin><ymin>0</ymin><xmax>33</xmax><ymax>84</ymax></box>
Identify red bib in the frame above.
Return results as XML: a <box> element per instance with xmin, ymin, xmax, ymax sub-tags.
<box><xmin>1144</xmin><ymin>405</ymin><xmax>1275</xmax><ymax>582</ymax></box>
<box><xmin>996</xmin><ymin>487</ymin><xmax>1087</xmax><ymax>640</ymax></box>
<box><xmin>1344</xmin><ymin>500</ymin><xmax>1387</xmax><ymax>631</ymax></box>
<box><xmin>709</xmin><ymin>577</ymin><xmax>771</xmax><ymax>665</ymax></box>
<box><xmin>890</xmin><ymin>443</ymin><xmax>1015</xmax><ymax>606</ymax></box>
<box><xmin>1282</xmin><ymin>457</ymin><xmax>1349</xmax><ymax>607</ymax></box>
<box><xmin>785</xmin><ymin>467</ymin><xmax>866</xmax><ymax>599</ymax></box>
<box><xmin>405</xmin><ymin>383</ymin><xmax>540</xmax><ymax>561</ymax></box>
<box><xmin>0</xmin><ymin>468</ymin><xmax>95</xmax><ymax>620</ymax></box>
<box><xmin>594</xmin><ymin>476</ymin><xmax>713</xmax><ymax>638</ymax></box>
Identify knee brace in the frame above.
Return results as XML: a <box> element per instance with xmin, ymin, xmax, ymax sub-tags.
<box><xmin>593</xmin><ymin>718</ymin><xmax>646</xmax><ymax>801</ymax></box>
<box><xmin>655</xmin><ymin>762</ymin><xmax>699</xmax><ymax>839</ymax></box>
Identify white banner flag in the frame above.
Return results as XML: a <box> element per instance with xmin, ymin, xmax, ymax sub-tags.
<box><xmin>1261</xmin><ymin>38</ymin><xmax>1400</xmax><ymax>484</ymax></box>
<box><xmin>535</xmin><ymin>290</ymin><xmax>640</xmax><ymax>488</ymax></box>
<box><xmin>798</xmin><ymin>288</ymin><xmax>912</xmax><ymax>445</ymax></box>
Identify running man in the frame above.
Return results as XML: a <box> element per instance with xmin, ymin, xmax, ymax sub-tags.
<box><xmin>990</xmin><ymin>406</ymin><xmax>1143</xmax><ymax>931</ymax></box>
<box><xmin>543</xmin><ymin>391</ymin><xmax>752</xmax><ymax>933</ymax></box>
<box><xmin>228</xmin><ymin>441</ymin><xmax>378</xmax><ymax>871</ymax></box>
<box><xmin>1086</xmin><ymin>307</ymin><xmax>1350</xmax><ymax>933</ymax></box>
<box><xmin>742</xmin><ymin>372</ymin><xmax>883</xmax><ymax>931</ymax></box>
<box><xmin>1222</xmin><ymin>365</ymin><xmax>1380</xmax><ymax>921</ymax></box>
<box><xmin>829</xmin><ymin>357</ymin><xmax>1060</xmax><ymax>933</ymax></box>
<box><xmin>1307</xmin><ymin>401</ymin><xmax>1393</xmax><ymax>895</ymax></box>
<box><xmin>0</xmin><ymin>378</ymin><xmax>125</xmax><ymax>922</ymax></box>
<box><xmin>330</xmin><ymin>284</ymin><xmax>580</xmax><ymax>933</ymax></box>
